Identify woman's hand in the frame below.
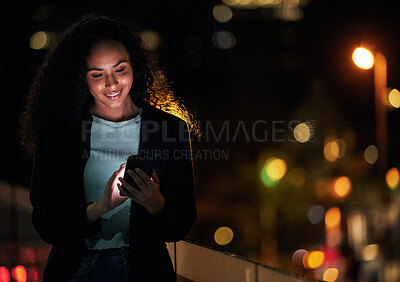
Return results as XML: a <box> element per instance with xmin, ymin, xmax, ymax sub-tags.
<box><xmin>87</xmin><ymin>163</ymin><xmax>128</xmax><ymax>223</ymax></box>
<box><xmin>118</xmin><ymin>168</ymin><xmax>165</xmax><ymax>217</ymax></box>
<box><xmin>97</xmin><ymin>163</ymin><xmax>129</xmax><ymax>214</ymax></box>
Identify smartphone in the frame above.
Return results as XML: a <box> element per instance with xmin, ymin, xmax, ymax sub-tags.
<box><xmin>120</xmin><ymin>154</ymin><xmax>155</xmax><ymax>196</ymax></box>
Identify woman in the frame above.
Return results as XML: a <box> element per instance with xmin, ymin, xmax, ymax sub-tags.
<box><xmin>20</xmin><ymin>14</ymin><xmax>197</xmax><ymax>282</ymax></box>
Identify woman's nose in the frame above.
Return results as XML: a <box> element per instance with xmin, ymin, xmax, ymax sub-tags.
<box><xmin>105</xmin><ymin>74</ymin><xmax>118</xmax><ymax>87</ymax></box>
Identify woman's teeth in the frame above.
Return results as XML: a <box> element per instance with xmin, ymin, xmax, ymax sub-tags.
<box><xmin>105</xmin><ymin>90</ymin><xmax>121</xmax><ymax>97</ymax></box>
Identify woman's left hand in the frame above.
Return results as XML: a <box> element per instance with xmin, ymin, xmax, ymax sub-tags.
<box><xmin>118</xmin><ymin>168</ymin><xmax>165</xmax><ymax>216</ymax></box>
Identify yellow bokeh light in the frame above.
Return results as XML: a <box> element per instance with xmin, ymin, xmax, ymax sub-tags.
<box><xmin>386</xmin><ymin>167</ymin><xmax>400</xmax><ymax>190</ymax></box>
<box><xmin>352</xmin><ymin>47</ymin><xmax>375</xmax><ymax>70</ymax></box>
<box><xmin>333</xmin><ymin>176</ymin><xmax>351</xmax><ymax>197</ymax></box>
<box><xmin>266</xmin><ymin>158</ymin><xmax>287</xmax><ymax>181</ymax></box>
<box><xmin>303</xmin><ymin>250</ymin><xmax>325</xmax><ymax>269</ymax></box>
<box><xmin>323</xmin><ymin>268</ymin><xmax>339</xmax><ymax>282</ymax></box>
<box><xmin>214</xmin><ymin>226</ymin><xmax>234</xmax><ymax>245</ymax></box>
<box><xmin>12</xmin><ymin>265</ymin><xmax>27</xmax><ymax>282</ymax></box>
<box><xmin>325</xmin><ymin>207</ymin><xmax>341</xmax><ymax>229</ymax></box>
<box><xmin>324</xmin><ymin>140</ymin><xmax>338</xmax><ymax>162</ymax></box>
<box><xmin>388</xmin><ymin>88</ymin><xmax>400</xmax><ymax>108</ymax></box>
<box><xmin>139</xmin><ymin>30</ymin><xmax>161</xmax><ymax>51</ymax></box>
<box><xmin>30</xmin><ymin>31</ymin><xmax>49</xmax><ymax>50</ymax></box>
<box><xmin>222</xmin><ymin>0</ymin><xmax>240</xmax><ymax>6</ymax></box>
<box><xmin>362</xmin><ymin>244</ymin><xmax>379</xmax><ymax>261</ymax></box>
<box><xmin>324</xmin><ymin>139</ymin><xmax>346</xmax><ymax>161</ymax></box>
<box><xmin>237</xmin><ymin>0</ymin><xmax>253</xmax><ymax>6</ymax></box>
<box><xmin>335</xmin><ymin>139</ymin><xmax>347</xmax><ymax>158</ymax></box>
<box><xmin>293</xmin><ymin>123</ymin><xmax>311</xmax><ymax>143</ymax></box>
<box><xmin>213</xmin><ymin>4</ymin><xmax>233</xmax><ymax>23</ymax></box>
<box><xmin>364</xmin><ymin>145</ymin><xmax>379</xmax><ymax>164</ymax></box>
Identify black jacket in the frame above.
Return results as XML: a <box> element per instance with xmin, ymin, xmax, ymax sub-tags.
<box><xmin>29</xmin><ymin>102</ymin><xmax>197</xmax><ymax>281</ymax></box>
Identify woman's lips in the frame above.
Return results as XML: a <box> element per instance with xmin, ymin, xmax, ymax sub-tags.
<box><xmin>104</xmin><ymin>88</ymin><xmax>123</xmax><ymax>100</ymax></box>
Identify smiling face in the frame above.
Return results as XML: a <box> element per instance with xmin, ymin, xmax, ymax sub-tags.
<box><xmin>86</xmin><ymin>40</ymin><xmax>136</xmax><ymax>121</ymax></box>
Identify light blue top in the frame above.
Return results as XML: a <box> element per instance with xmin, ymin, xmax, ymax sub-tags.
<box><xmin>84</xmin><ymin>108</ymin><xmax>142</xmax><ymax>250</ymax></box>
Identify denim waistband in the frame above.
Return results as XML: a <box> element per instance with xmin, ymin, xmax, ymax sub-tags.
<box><xmin>82</xmin><ymin>246</ymin><xmax>130</xmax><ymax>256</ymax></box>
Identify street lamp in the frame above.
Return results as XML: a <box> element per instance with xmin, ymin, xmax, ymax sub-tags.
<box><xmin>352</xmin><ymin>47</ymin><xmax>387</xmax><ymax>176</ymax></box>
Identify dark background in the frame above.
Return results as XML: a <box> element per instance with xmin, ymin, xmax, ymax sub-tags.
<box><xmin>2</xmin><ymin>0</ymin><xmax>400</xmax><ymax>279</ymax></box>
<box><xmin>2</xmin><ymin>0</ymin><xmax>400</xmax><ymax>186</ymax></box>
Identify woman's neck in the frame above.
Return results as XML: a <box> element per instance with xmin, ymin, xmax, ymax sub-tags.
<box><xmin>90</xmin><ymin>100</ymin><xmax>140</xmax><ymax>122</ymax></box>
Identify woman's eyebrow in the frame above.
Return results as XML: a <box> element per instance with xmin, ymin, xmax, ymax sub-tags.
<box><xmin>87</xmin><ymin>59</ymin><xmax>128</xmax><ymax>72</ymax></box>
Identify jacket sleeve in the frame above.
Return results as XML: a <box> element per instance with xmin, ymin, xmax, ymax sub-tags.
<box><xmin>29</xmin><ymin>140</ymin><xmax>102</xmax><ymax>246</ymax></box>
<box><xmin>142</xmin><ymin>118</ymin><xmax>197</xmax><ymax>243</ymax></box>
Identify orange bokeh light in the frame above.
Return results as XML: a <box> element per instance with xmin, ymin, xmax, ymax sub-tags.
<box><xmin>325</xmin><ymin>207</ymin><xmax>341</xmax><ymax>230</ymax></box>
<box><xmin>333</xmin><ymin>176</ymin><xmax>351</xmax><ymax>197</ymax></box>
<box><xmin>352</xmin><ymin>47</ymin><xmax>374</xmax><ymax>70</ymax></box>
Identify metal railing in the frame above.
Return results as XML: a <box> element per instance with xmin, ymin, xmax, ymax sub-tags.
<box><xmin>167</xmin><ymin>240</ymin><xmax>310</xmax><ymax>282</ymax></box>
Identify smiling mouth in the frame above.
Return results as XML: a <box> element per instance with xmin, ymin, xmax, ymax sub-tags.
<box><xmin>104</xmin><ymin>88</ymin><xmax>123</xmax><ymax>99</ymax></box>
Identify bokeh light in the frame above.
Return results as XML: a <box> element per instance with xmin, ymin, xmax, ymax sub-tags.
<box><xmin>274</xmin><ymin>3</ymin><xmax>304</xmax><ymax>21</ymax></box>
<box><xmin>213</xmin><ymin>4</ymin><xmax>233</xmax><ymax>23</ymax></box>
<box><xmin>293</xmin><ymin>122</ymin><xmax>311</xmax><ymax>143</ymax></box>
<box><xmin>347</xmin><ymin>210</ymin><xmax>368</xmax><ymax>251</ymax></box>
<box><xmin>324</xmin><ymin>139</ymin><xmax>346</xmax><ymax>161</ymax></box>
<box><xmin>12</xmin><ymin>266</ymin><xmax>27</xmax><ymax>282</ymax></box>
<box><xmin>362</xmin><ymin>244</ymin><xmax>379</xmax><ymax>261</ymax></box>
<box><xmin>292</xmin><ymin>249</ymin><xmax>308</xmax><ymax>266</ymax></box>
<box><xmin>30</xmin><ymin>31</ymin><xmax>53</xmax><ymax>50</ymax></box>
<box><xmin>386</xmin><ymin>167</ymin><xmax>400</xmax><ymax>190</ymax></box>
<box><xmin>333</xmin><ymin>176</ymin><xmax>351</xmax><ymax>198</ymax></box>
<box><xmin>0</xmin><ymin>267</ymin><xmax>10</xmax><ymax>282</ymax></box>
<box><xmin>221</xmin><ymin>0</ymin><xmax>241</xmax><ymax>6</ymax></box>
<box><xmin>139</xmin><ymin>30</ymin><xmax>162</xmax><ymax>51</ymax></box>
<box><xmin>388</xmin><ymin>88</ymin><xmax>400</xmax><ymax>108</ymax></box>
<box><xmin>212</xmin><ymin>30</ymin><xmax>237</xmax><ymax>50</ymax></box>
<box><xmin>303</xmin><ymin>250</ymin><xmax>325</xmax><ymax>269</ymax></box>
<box><xmin>364</xmin><ymin>145</ymin><xmax>379</xmax><ymax>164</ymax></box>
<box><xmin>260</xmin><ymin>158</ymin><xmax>287</xmax><ymax>188</ymax></box>
<box><xmin>323</xmin><ymin>268</ymin><xmax>339</xmax><ymax>281</ymax></box>
<box><xmin>266</xmin><ymin>158</ymin><xmax>287</xmax><ymax>181</ymax></box>
<box><xmin>27</xmin><ymin>267</ymin><xmax>38</xmax><ymax>282</ymax></box>
<box><xmin>352</xmin><ymin>47</ymin><xmax>374</xmax><ymax>70</ymax></box>
<box><xmin>325</xmin><ymin>207</ymin><xmax>341</xmax><ymax>230</ymax></box>
<box><xmin>307</xmin><ymin>205</ymin><xmax>325</xmax><ymax>224</ymax></box>
<box><xmin>214</xmin><ymin>226</ymin><xmax>234</xmax><ymax>245</ymax></box>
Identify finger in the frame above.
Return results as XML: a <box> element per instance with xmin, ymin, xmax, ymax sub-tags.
<box><xmin>127</xmin><ymin>169</ymin><xmax>148</xmax><ymax>187</ymax></box>
<box><xmin>117</xmin><ymin>183</ymin><xmax>129</xmax><ymax>198</ymax></box>
<box><xmin>116</xmin><ymin>163</ymin><xmax>127</xmax><ymax>176</ymax></box>
<box><xmin>107</xmin><ymin>171</ymin><xmax>117</xmax><ymax>186</ymax></box>
<box><xmin>119</xmin><ymin>177</ymin><xmax>144</xmax><ymax>200</ymax></box>
<box><xmin>118</xmin><ymin>182</ymin><xmax>143</xmax><ymax>202</ymax></box>
<box><xmin>151</xmin><ymin>169</ymin><xmax>159</xmax><ymax>184</ymax></box>
<box><xmin>133</xmin><ymin>168</ymin><xmax>152</xmax><ymax>186</ymax></box>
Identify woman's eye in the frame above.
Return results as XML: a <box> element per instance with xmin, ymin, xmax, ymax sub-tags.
<box><xmin>116</xmin><ymin>68</ymin><xmax>125</xmax><ymax>73</ymax></box>
<box><xmin>92</xmin><ymin>74</ymin><xmax>103</xmax><ymax>78</ymax></box>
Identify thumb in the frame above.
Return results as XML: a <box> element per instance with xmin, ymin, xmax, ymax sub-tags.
<box><xmin>106</xmin><ymin>171</ymin><xmax>117</xmax><ymax>187</ymax></box>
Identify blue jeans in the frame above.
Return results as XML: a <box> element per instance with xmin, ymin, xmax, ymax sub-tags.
<box><xmin>66</xmin><ymin>247</ymin><xmax>130</xmax><ymax>281</ymax></box>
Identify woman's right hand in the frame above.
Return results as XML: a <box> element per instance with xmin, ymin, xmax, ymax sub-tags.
<box><xmin>97</xmin><ymin>163</ymin><xmax>128</xmax><ymax>214</ymax></box>
<box><xmin>87</xmin><ymin>163</ymin><xmax>128</xmax><ymax>223</ymax></box>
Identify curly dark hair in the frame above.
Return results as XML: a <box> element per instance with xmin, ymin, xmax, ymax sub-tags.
<box><xmin>20</xmin><ymin>14</ymin><xmax>198</xmax><ymax>156</ymax></box>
